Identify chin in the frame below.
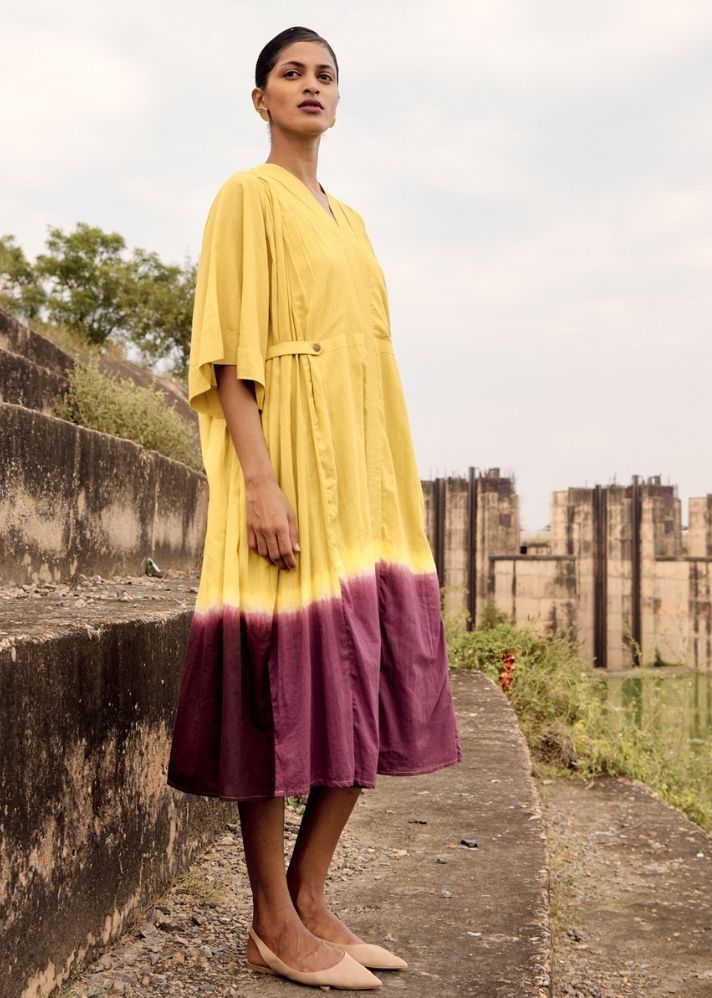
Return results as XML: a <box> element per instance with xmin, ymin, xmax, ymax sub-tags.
<box><xmin>290</xmin><ymin>120</ymin><xmax>330</xmax><ymax>136</ymax></box>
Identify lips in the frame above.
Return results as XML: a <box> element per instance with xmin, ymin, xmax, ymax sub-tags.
<box><xmin>298</xmin><ymin>100</ymin><xmax>323</xmax><ymax>109</ymax></box>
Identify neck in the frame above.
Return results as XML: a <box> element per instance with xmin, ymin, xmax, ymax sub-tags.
<box><xmin>265</xmin><ymin>130</ymin><xmax>322</xmax><ymax>191</ymax></box>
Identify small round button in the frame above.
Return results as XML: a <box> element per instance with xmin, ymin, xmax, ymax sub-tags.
<box><xmin>312</xmin><ymin>342</ymin><xmax>322</xmax><ymax>352</ymax></box>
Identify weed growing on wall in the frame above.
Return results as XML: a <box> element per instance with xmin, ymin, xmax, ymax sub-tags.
<box><xmin>57</xmin><ymin>356</ymin><xmax>202</xmax><ymax>471</ymax></box>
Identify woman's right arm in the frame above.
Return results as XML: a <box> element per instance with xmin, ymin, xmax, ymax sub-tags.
<box><xmin>214</xmin><ymin>364</ymin><xmax>300</xmax><ymax>572</ymax></box>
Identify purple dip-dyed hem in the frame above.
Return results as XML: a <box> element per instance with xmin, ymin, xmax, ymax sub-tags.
<box><xmin>166</xmin><ymin>562</ymin><xmax>463</xmax><ymax>801</ymax></box>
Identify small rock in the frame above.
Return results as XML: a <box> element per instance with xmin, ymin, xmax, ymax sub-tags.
<box><xmin>158</xmin><ymin>921</ymin><xmax>183</xmax><ymax>933</ymax></box>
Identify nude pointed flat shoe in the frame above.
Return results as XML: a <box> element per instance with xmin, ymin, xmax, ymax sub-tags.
<box><xmin>246</xmin><ymin>926</ymin><xmax>383</xmax><ymax>989</ymax></box>
<box><xmin>315</xmin><ymin>937</ymin><xmax>408</xmax><ymax>970</ymax></box>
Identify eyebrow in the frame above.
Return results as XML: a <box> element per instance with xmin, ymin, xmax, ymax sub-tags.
<box><xmin>279</xmin><ymin>60</ymin><xmax>336</xmax><ymax>72</ymax></box>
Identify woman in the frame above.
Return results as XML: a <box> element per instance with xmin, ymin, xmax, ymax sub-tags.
<box><xmin>166</xmin><ymin>25</ymin><xmax>463</xmax><ymax>991</ymax></box>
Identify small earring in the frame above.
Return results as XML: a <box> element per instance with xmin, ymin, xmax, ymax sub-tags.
<box><xmin>258</xmin><ymin>107</ymin><xmax>269</xmax><ymax>121</ymax></box>
<box><xmin>329</xmin><ymin>117</ymin><xmax>336</xmax><ymax>128</ymax></box>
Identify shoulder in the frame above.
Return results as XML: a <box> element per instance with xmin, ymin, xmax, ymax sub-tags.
<box><xmin>214</xmin><ymin>169</ymin><xmax>266</xmax><ymax>198</ymax></box>
<box><xmin>202</xmin><ymin>170</ymin><xmax>275</xmax><ymax>237</ymax></box>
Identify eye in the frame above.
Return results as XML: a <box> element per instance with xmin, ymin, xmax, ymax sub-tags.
<box><xmin>283</xmin><ymin>69</ymin><xmax>300</xmax><ymax>78</ymax></box>
<box><xmin>319</xmin><ymin>73</ymin><xmax>334</xmax><ymax>82</ymax></box>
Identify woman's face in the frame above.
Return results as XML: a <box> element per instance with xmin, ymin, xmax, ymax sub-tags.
<box><xmin>254</xmin><ymin>40</ymin><xmax>339</xmax><ymax>135</ymax></box>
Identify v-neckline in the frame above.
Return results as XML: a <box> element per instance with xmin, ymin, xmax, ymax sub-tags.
<box><xmin>252</xmin><ymin>162</ymin><xmax>339</xmax><ymax>226</ymax></box>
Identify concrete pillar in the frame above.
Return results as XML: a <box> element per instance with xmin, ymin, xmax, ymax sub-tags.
<box><xmin>550</xmin><ymin>488</ymin><xmax>596</xmax><ymax>666</ymax></box>
<box><xmin>640</xmin><ymin>478</ymin><xmax>685</xmax><ymax>667</ymax></box>
<box><xmin>689</xmin><ymin>496</ymin><xmax>712</xmax><ymax>557</ymax></box>
<box><xmin>473</xmin><ymin>470</ymin><xmax>520</xmax><ymax>627</ymax></box>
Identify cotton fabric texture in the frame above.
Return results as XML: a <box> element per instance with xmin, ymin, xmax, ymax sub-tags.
<box><xmin>166</xmin><ymin>162</ymin><xmax>463</xmax><ymax>801</ymax></box>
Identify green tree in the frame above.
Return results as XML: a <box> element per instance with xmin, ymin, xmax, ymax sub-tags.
<box><xmin>0</xmin><ymin>235</ymin><xmax>46</xmax><ymax>319</ymax></box>
<box><xmin>35</xmin><ymin>223</ymin><xmax>130</xmax><ymax>344</ymax></box>
<box><xmin>120</xmin><ymin>250</ymin><xmax>196</xmax><ymax>376</ymax></box>
<box><xmin>1</xmin><ymin>224</ymin><xmax>196</xmax><ymax>377</ymax></box>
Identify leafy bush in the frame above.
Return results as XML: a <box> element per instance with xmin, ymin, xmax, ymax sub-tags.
<box><xmin>57</xmin><ymin>356</ymin><xmax>202</xmax><ymax>471</ymax></box>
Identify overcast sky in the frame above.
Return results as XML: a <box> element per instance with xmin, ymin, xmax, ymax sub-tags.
<box><xmin>3</xmin><ymin>0</ymin><xmax>711</xmax><ymax>530</ymax></box>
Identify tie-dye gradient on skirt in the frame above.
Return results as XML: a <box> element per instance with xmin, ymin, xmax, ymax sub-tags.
<box><xmin>167</xmin><ymin>558</ymin><xmax>462</xmax><ymax>801</ymax></box>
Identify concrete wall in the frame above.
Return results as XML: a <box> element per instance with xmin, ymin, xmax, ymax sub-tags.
<box><xmin>0</xmin><ymin>402</ymin><xmax>208</xmax><ymax>585</ymax></box>
<box><xmin>424</xmin><ymin>470</ymin><xmax>712</xmax><ymax>670</ymax></box>
<box><xmin>0</xmin><ymin>599</ymin><xmax>233</xmax><ymax>998</ymax></box>
<box><xmin>492</xmin><ymin>555</ymin><xmax>577</xmax><ymax>638</ymax></box>
<box><xmin>0</xmin><ymin>312</ymin><xmax>227</xmax><ymax>997</ymax></box>
<box><xmin>422</xmin><ymin>469</ymin><xmax>519</xmax><ymax>628</ymax></box>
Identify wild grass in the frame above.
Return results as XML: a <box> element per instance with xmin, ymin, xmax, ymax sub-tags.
<box><xmin>31</xmin><ymin>316</ymin><xmax>128</xmax><ymax>363</ymax></box>
<box><xmin>56</xmin><ymin>355</ymin><xmax>202</xmax><ymax>471</ymax></box>
<box><xmin>444</xmin><ymin>592</ymin><xmax>712</xmax><ymax>832</ymax></box>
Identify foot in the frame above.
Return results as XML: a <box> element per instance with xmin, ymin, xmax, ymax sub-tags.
<box><xmin>245</xmin><ymin>917</ymin><xmax>346</xmax><ymax>973</ymax></box>
<box><xmin>291</xmin><ymin>894</ymin><xmax>364</xmax><ymax>946</ymax></box>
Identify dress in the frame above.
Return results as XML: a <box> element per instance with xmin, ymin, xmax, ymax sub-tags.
<box><xmin>166</xmin><ymin>162</ymin><xmax>463</xmax><ymax>801</ymax></box>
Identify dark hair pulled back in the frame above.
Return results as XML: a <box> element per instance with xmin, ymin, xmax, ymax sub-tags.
<box><xmin>255</xmin><ymin>26</ymin><xmax>339</xmax><ymax>90</ymax></box>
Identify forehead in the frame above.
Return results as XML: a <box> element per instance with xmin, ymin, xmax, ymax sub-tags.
<box><xmin>274</xmin><ymin>39</ymin><xmax>336</xmax><ymax>71</ymax></box>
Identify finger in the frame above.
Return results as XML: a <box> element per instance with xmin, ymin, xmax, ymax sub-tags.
<box><xmin>266</xmin><ymin>532</ymin><xmax>284</xmax><ymax>568</ymax></box>
<box><xmin>255</xmin><ymin>530</ymin><xmax>269</xmax><ymax>560</ymax></box>
<box><xmin>288</xmin><ymin>516</ymin><xmax>300</xmax><ymax>555</ymax></box>
<box><xmin>247</xmin><ymin>526</ymin><xmax>257</xmax><ymax>552</ymax></box>
<box><xmin>277</xmin><ymin>527</ymin><xmax>297</xmax><ymax>570</ymax></box>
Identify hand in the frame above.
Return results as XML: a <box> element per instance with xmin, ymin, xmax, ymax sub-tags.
<box><xmin>245</xmin><ymin>474</ymin><xmax>300</xmax><ymax>571</ymax></box>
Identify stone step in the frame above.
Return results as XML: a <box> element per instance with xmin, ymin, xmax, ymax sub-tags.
<box><xmin>0</xmin><ymin>573</ymin><xmax>233</xmax><ymax>998</ymax></box>
<box><xmin>0</xmin><ymin>343</ymin><xmax>68</xmax><ymax>413</ymax></box>
<box><xmin>0</xmin><ymin>307</ymin><xmax>198</xmax><ymax>432</ymax></box>
<box><xmin>0</xmin><ymin>307</ymin><xmax>74</xmax><ymax>374</ymax></box>
<box><xmin>0</xmin><ymin>401</ymin><xmax>207</xmax><ymax>585</ymax></box>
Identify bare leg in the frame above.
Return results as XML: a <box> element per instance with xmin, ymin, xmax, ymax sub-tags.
<box><xmin>286</xmin><ymin>786</ymin><xmax>365</xmax><ymax>944</ymax></box>
<box><xmin>239</xmin><ymin>796</ymin><xmax>344</xmax><ymax>972</ymax></box>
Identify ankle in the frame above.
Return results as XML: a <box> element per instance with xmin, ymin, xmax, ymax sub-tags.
<box><xmin>287</xmin><ymin>880</ymin><xmax>326</xmax><ymax>914</ymax></box>
<box><xmin>251</xmin><ymin>900</ymin><xmax>301</xmax><ymax>936</ymax></box>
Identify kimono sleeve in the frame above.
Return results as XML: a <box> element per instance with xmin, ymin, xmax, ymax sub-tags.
<box><xmin>187</xmin><ymin>173</ymin><xmax>270</xmax><ymax>416</ymax></box>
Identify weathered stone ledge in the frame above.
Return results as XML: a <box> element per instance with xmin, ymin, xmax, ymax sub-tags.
<box><xmin>0</xmin><ymin>574</ymin><xmax>232</xmax><ymax>998</ymax></box>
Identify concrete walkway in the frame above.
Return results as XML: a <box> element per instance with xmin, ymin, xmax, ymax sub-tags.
<box><xmin>330</xmin><ymin>668</ymin><xmax>553</xmax><ymax>997</ymax></box>
<box><xmin>59</xmin><ymin>669</ymin><xmax>551</xmax><ymax>998</ymax></box>
<box><xmin>540</xmin><ymin>773</ymin><xmax>712</xmax><ymax>996</ymax></box>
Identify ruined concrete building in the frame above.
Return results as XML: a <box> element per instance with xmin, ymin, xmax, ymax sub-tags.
<box><xmin>422</xmin><ymin>468</ymin><xmax>712</xmax><ymax>671</ymax></box>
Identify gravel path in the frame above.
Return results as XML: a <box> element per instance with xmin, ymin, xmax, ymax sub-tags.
<box><xmin>57</xmin><ymin>802</ymin><xmax>371</xmax><ymax>997</ymax></box>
